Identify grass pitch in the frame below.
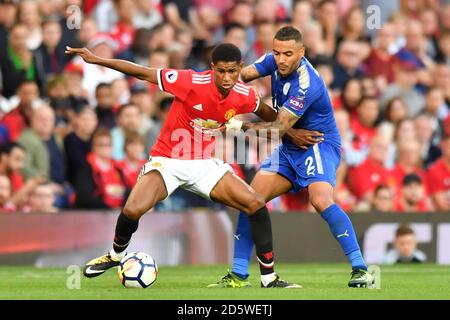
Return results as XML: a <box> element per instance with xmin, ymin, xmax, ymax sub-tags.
<box><xmin>0</xmin><ymin>263</ymin><xmax>449</xmax><ymax>300</ymax></box>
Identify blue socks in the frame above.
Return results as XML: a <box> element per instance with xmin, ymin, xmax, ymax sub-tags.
<box><xmin>231</xmin><ymin>211</ymin><xmax>254</xmax><ymax>279</ymax></box>
<box><xmin>230</xmin><ymin>204</ymin><xmax>367</xmax><ymax>277</ymax></box>
<box><xmin>321</xmin><ymin>204</ymin><xmax>367</xmax><ymax>270</ymax></box>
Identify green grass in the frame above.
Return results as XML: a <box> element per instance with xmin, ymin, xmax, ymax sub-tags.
<box><xmin>0</xmin><ymin>264</ymin><xmax>449</xmax><ymax>300</ymax></box>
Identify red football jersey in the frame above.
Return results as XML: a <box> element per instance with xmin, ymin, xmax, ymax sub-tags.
<box><xmin>426</xmin><ymin>159</ymin><xmax>450</xmax><ymax>195</ymax></box>
<box><xmin>348</xmin><ymin>157</ymin><xmax>395</xmax><ymax>200</ymax></box>
<box><xmin>150</xmin><ymin>69</ymin><xmax>259</xmax><ymax>159</ymax></box>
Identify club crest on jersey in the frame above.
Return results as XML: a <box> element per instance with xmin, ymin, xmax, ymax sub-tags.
<box><xmin>166</xmin><ymin>70</ymin><xmax>178</xmax><ymax>83</ymax></box>
<box><xmin>283</xmin><ymin>82</ymin><xmax>291</xmax><ymax>95</ymax></box>
<box><xmin>224</xmin><ymin>109</ymin><xmax>236</xmax><ymax>121</ymax></box>
<box><xmin>288</xmin><ymin>96</ymin><xmax>304</xmax><ymax>111</ymax></box>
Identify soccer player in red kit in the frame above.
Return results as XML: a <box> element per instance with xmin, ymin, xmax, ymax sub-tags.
<box><xmin>66</xmin><ymin>43</ymin><xmax>302</xmax><ymax>288</ymax></box>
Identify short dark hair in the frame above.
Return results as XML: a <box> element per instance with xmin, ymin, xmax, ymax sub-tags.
<box><xmin>402</xmin><ymin>173</ymin><xmax>422</xmax><ymax>186</ymax></box>
<box><xmin>395</xmin><ymin>224</ymin><xmax>415</xmax><ymax>238</ymax></box>
<box><xmin>211</xmin><ymin>43</ymin><xmax>242</xmax><ymax>64</ymax></box>
<box><xmin>117</xmin><ymin>103</ymin><xmax>139</xmax><ymax>117</ymax></box>
<box><xmin>0</xmin><ymin>142</ymin><xmax>25</xmax><ymax>156</ymax></box>
<box><xmin>95</xmin><ymin>83</ymin><xmax>111</xmax><ymax>94</ymax></box>
<box><xmin>274</xmin><ymin>26</ymin><xmax>303</xmax><ymax>43</ymax></box>
<box><xmin>224</xmin><ymin>23</ymin><xmax>245</xmax><ymax>35</ymax></box>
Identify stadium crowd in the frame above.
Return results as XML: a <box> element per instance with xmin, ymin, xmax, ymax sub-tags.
<box><xmin>0</xmin><ymin>0</ymin><xmax>449</xmax><ymax>213</ymax></box>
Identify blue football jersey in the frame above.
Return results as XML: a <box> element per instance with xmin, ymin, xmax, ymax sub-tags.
<box><xmin>253</xmin><ymin>53</ymin><xmax>341</xmax><ymax>150</ymax></box>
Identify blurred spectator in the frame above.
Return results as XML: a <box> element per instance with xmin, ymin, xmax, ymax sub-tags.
<box><xmin>0</xmin><ymin>141</ymin><xmax>44</xmax><ymax>207</ymax></box>
<box><xmin>331</xmin><ymin>40</ymin><xmax>364</xmax><ymax>91</ymax></box>
<box><xmin>111</xmin><ymin>103</ymin><xmax>141</xmax><ymax>160</ymax></box>
<box><xmin>371</xmin><ymin>184</ymin><xmax>394</xmax><ymax>213</ymax></box>
<box><xmin>222</xmin><ymin>23</ymin><xmax>248</xmax><ymax>63</ymax></box>
<box><xmin>434</xmin><ymin>64</ymin><xmax>450</xmax><ymax>106</ymax></box>
<box><xmin>110</xmin><ymin>78</ymin><xmax>130</xmax><ymax>106</ymax></box>
<box><xmin>316</xmin><ymin>0</ymin><xmax>338</xmax><ymax>56</ymax></box>
<box><xmin>350</xmin><ymin>96</ymin><xmax>380</xmax><ymax>151</ymax></box>
<box><xmin>348</xmin><ymin>134</ymin><xmax>394</xmax><ymax>202</ymax></box>
<box><xmin>145</xmin><ymin>95</ymin><xmax>172</xmax><ymax>154</ymax></box>
<box><xmin>116</xmin><ymin>132</ymin><xmax>146</xmax><ymax>189</ymax></box>
<box><xmin>75</xmin><ymin>35</ymin><xmax>124</xmax><ymax>104</ymax></box>
<box><xmin>133</xmin><ymin>0</ymin><xmax>163</xmax><ymax>30</ymax></box>
<box><xmin>95</xmin><ymin>83</ymin><xmax>116</xmax><ymax>129</ymax></box>
<box><xmin>337</xmin><ymin>77</ymin><xmax>362</xmax><ymax>116</ymax></box>
<box><xmin>302</xmin><ymin>20</ymin><xmax>328</xmax><ymax>65</ymax></box>
<box><xmin>291</xmin><ymin>0</ymin><xmax>313</xmax><ymax>33</ymax></box>
<box><xmin>414</xmin><ymin>113</ymin><xmax>442</xmax><ymax>167</ymax></box>
<box><xmin>0</xmin><ymin>81</ymin><xmax>40</xmax><ymax>141</ymax></box>
<box><xmin>221</xmin><ymin>1</ymin><xmax>255</xmax><ymax>45</ymax></box>
<box><xmin>27</xmin><ymin>182</ymin><xmax>58</xmax><ymax>213</ymax></box>
<box><xmin>335</xmin><ymin>108</ymin><xmax>367</xmax><ymax>167</ymax></box>
<box><xmin>391</xmin><ymin>138</ymin><xmax>425</xmax><ymax>192</ymax></box>
<box><xmin>170</xmin><ymin>27</ymin><xmax>195</xmax><ymax>69</ymax></box>
<box><xmin>116</xmin><ymin>28</ymin><xmax>152</xmax><ymax>65</ymax></box>
<box><xmin>395</xmin><ymin>20</ymin><xmax>434</xmax><ymax>88</ymax></box>
<box><xmin>17</xmin><ymin>0</ymin><xmax>42</xmax><ymax>50</ymax></box>
<box><xmin>381</xmin><ymin>60</ymin><xmax>425</xmax><ymax>116</ymax></box>
<box><xmin>442</xmin><ymin>4</ymin><xmax>450</xmax><ymax>33</ymax></box>
<box><xmin>148</xmin><ymin>22</ymin><xmax>176</xmax><ymax>52</ymax></box>
<box><xmin>0</xmin><ymin>24</ymin><xmax>44</xmax><ymax>98</ymax></box>
<box><xmin>74</xmin><ymin>128</ymin><xmax>127</xmax><ymax>209</ymax></box>
<box><xmin>77</xmin><ymin>17</ymin><xmax>99</xmax><ymax>47</ymax></box>
<box><xmin>45</xmin><ymin>75</ymin><xmax>76</xmax><ymax>134</ymax></box>
<box><xmin>0</xmin><ymin>174</ymin><xmax>14</xmax><ymax>212</ymax></box>
<box><xmin>395</xmin><ymin>174</ymin><xmax>433</xmax><ymax>212</ymax></box>
<box><xmin>426</xmin><ymin>119</ymin><xmax>450</xmax><ymax>211</ymax></box>
<box><xmin>336</xmin><ymin>5</ymin><xmax>371</xmax><ymax>59</ymax></box>
<box><xmin>17</xmin><ymin>104</ymin><xmax>64</xmax><ymax>182</ymax></box>
<box><xmin>360</xmin><ymin>76</ymin><xmax>378</xmax><ymax>97</ymax></box>
<box><xmin>0</xmin><ymin>142</ymin><xmax>25</xmax><ymax>193</ymax></box>
<box><xmin>64</xmin><ymin>106</ymin><xmax>98</xmax><ymax>186</ymax></box>
<box><xmin>109</xmin><ymin>0</ymin><xmax>137</xmax><ymax>55</ymax></box>
<box><xmin>436</xmin><ymin>29</ymin><xmax>450</xmax><ymax>66</ymax></box>
<box><xmin>384</xmin><ymin>224</ymin><xmax>427</xmax><ymax>264</ymax></box>
<box><xmin>363</xmin><ymin>22</ymin><xmax>398</xmax><ymax>92</ymax></box>
<box><xmin>34</xmin><ymin>18</ymin><xmax>69</xmax><ymax>82</ymax></box>
<box><xmin>0</xmin><ymin>0</ymin><xmax>18</xmax><ymax>50</ymax></box>
<box><xmin>384</xmin><ymin>97</ymin><xmax>408</xmax><ymax>126</ymax></box>
<box><xmin>385</xmin><ymin>118</ymin><xmax>418</xmax><ymax>168</ymax></box>
<box><xmin>423</xmin><ymin>86</ymin><xmax>449</xmax><ymax>124</ymax></box>
<box><xmin>129</xmin><ymin>82</ymin><xmax>158</xmax><ymax>135</ymax></box>
<box><xmin>420</xmin><ymin>9</ymin><xmax>440</xmax><ymax>60</ymax></box>
<box><xmin>334</xmin><ymin>161</ymin><xmax>356</xmax><ymax>212</ymax></box>
<box><xmin>63</xmin><ymin>62</ymin><xmax>90</xmax><ymax>105</ymax></box>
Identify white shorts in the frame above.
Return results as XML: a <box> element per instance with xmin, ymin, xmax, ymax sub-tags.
<box><xmin>138</xmin><ymin>156</ymin><xmax>234</xmax><ymax>199</ymax></box>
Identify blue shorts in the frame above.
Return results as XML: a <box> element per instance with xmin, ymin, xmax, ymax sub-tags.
<box><xmin>259</xmin><ymin>142</ymin><xmax>341</xmax><ymax>192</ymax></box>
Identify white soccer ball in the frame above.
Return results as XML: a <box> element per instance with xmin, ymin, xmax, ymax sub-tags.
<box><xmin>118</xmin><ymin>252</ymin><xmax>158</xmax><ymax>288</ymax></box>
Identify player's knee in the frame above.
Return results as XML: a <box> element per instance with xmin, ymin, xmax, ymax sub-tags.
<box><xmin>123</xmin><ymin>201</ymin><xmax>147</xmax><ymax>220</ymax></box>
<box><xmin>310</xmin><ymin>193</ymin><xmax>334</xmax><ymax>213</ymax></box>
<box><xmin>245</xmin><ymin>194</ymin><xmax>266</xmax><ymax>214</ymax></box>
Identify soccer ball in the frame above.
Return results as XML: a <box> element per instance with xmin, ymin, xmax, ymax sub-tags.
<box><xmin>118</xmin><ymin>252</ymin><xmax>158</xmax><ymax>288</ymax></box>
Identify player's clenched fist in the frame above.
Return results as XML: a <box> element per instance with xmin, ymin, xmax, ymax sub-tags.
<box><xmin>65</xmin><ymin>46</ymin><xmax>99</xmax><ymax>64</ymax></box>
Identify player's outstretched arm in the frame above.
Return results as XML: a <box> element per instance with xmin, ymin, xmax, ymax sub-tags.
<box><xmin>65</xmin><ymin>46</ymin><xmax>158</xmax><ymax>84</ymax></box>
<box><xmin>240</xmin><ymin>65</ymin><xmax>261</xmax><ymax>83</ymax></box>
<box><xmin>242</xmin><ymin>108</ymin><xmax>299</xmax><ymax>137</ymax></box>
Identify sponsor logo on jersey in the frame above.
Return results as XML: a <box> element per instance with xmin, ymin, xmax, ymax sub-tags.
<box><xmin>224</xmin><ymin>109</ymin><xmax>236</xmax><ymax>120</ymax></box>
<box><xmin>287</xmin><ymin>96</ymin><xmax>304</xmax><ymax>111</ymax></box>
<box><xmin>166</xmin><ymin>70</ymin><xmax>178</xmax><ymax>83</ymax></box>
<box><xmin>191</xmin><ymin>118</ymin><xmax>221</xmax><ymax>130</ymax></box>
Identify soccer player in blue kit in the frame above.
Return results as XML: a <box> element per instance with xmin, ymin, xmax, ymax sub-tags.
<box><xmin>209</xmin><ymin>26</ymin><xmax>374</xmax><ymax>288</ymax></box>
